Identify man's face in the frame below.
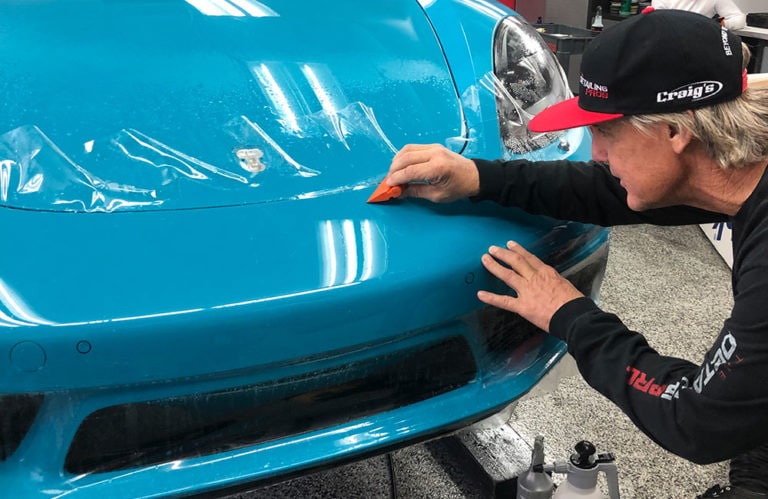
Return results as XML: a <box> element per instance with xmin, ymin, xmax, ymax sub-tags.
<box><xmin>589</xmin><ymin>120</ymin><xmax>686</xmax><ymax>212</ymax></box>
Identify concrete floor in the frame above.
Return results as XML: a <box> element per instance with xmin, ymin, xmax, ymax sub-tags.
<box><xmin>226</xmin><ymin>223</ymin><xmax>734</xmax><ymax>498</ymax></box>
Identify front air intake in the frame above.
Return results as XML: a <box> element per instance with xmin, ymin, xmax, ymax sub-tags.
<box><xmin>65</xmin><ymin>336</ymin><xmax>477</xmax><ymax>474</ymax></box>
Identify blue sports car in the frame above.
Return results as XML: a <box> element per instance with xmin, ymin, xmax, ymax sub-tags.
<box><xmin>0</xmin><ymin>0</ymin><xmax>608</xmax><ymax>497</ymax></box>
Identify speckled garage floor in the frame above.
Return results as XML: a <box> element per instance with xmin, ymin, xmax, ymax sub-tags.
<box><xmin>224</xmin><ymin>224</ymin><xmax>733</xmax><ymax>499</ymax></box>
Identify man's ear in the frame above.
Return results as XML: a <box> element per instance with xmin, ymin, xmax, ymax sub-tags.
<box><xmin>668</xmin><ymin>118</ymin><xmax>693</xmax><ymax>154</ymax></box>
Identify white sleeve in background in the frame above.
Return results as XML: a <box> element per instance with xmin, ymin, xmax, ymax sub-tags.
<box><xmin>651</xmin><ymin>0</ymin><xmax>672</xmax><ymax>9</ymax></box>
<box><xmin>652</xmin><ymin>0</ymin><xmax>712</xmax><ymax>15</ymax></box>
<box><xmin>651</xmin><ymin>0</ymin><xmax>746</xmax><ymax>30</ymax></box>
<box><xmin>715</xmin><ymin>0</ymin><xmax>747</xmax><ymax>30</ymax></box>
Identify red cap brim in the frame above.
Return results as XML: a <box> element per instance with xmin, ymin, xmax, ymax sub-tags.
<box><xmin>528</xmin><ymin>97</ymin><xmax>625</xmax><ymax>133</ymax></box>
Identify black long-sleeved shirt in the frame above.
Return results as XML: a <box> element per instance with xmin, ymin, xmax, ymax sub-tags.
<box><xmin>473</xmin><ymin>158</ymin><xmax>768</xmax><ymax>464</ymax></box>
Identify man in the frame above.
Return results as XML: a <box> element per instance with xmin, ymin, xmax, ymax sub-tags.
<box><xmin>385</xmin><ymin>9</ymin><xmax>768</xmax><ymax>499</ymax></box>
<box><xmin>652</xmin><ymin>0</ymin><xmax>747</xmax><ymax>30</ymax></box>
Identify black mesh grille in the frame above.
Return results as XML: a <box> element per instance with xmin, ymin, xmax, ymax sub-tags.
<box><xmin>0</xmin><ymin>394</ymin><xmax>45</xmax><ymax>461</ymax></box>
<box><xmin>65</xmin><ymin>335</ymin><xmax>477</xmax><ymax>474</ymax></box>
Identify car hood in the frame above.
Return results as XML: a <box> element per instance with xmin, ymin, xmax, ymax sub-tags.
<box><xmin>0</xmin><ymin>0</ymin><xmax>463</xmax><ymax>211</ymax></box>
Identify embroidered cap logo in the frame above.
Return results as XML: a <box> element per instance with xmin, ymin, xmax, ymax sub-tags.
<box><xmin>657</xmin><ymin>81</ymin><xmax>723</xmax><ymax>104</ymax></box>
<box><xmin>580</xmin><ymin>74</ymin><xmax>609</xmax><ymax>99</ymax></box>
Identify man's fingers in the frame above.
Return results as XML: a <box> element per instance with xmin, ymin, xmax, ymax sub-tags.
<box><xmin>383</xmin><ymin>143</ymin><xmax>479</xmax><ymax>202</ymax></box>
<box><xmin>388</xmin><ymin>151</ymin><xmax>442</xmax><ymax>185</ymax></box>
<box><xmin>397</xmin><ymin>183</ymin><xmax>425</xmax><ymax>199</ymax></box>
<box><xmin>389</xmin><ymin>145</ymin><xmax>440</xmax><ymax>174</ymax></box>
<box><xmin>487</xmin><ymin>244</ymin><xmax>536</xmax><ymax>280</ymax></box>
<box><xmin>477</xmin><ymin>290</ymin><xmax>518</xmax><ymax>312</ymax></box>
<box><xmin>387</xmin><ymin>167</ymin><xmax>435</xmax><ymax>188</ymax></box>
<box><xmin>481</xmin><ymin>252</ymin><xmax>523</xmax><ymax>288</ymax></box>
<box><xmin>505</xmin><ymin>240</ymin><xmax>546</xmax><ymax>269</ymax></box>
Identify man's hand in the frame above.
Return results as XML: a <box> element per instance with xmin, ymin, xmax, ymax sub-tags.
<box><xmin>477</xmin><ymin>241</ymin><xmax>584</xmax><ymax>332</ymax></box>
<box><xmin>387</xmin><ymin>144</ymin><xmax>480</xmax><ymax>203</ymax></box>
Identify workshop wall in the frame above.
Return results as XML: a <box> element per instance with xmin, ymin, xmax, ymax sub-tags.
<box><xmin>735</xmin><ymin>0</ymin><xmax>765</xmax><ymax>15</ymax></box>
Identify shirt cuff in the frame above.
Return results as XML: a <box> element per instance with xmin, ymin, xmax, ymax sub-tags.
<box><xmin>469</xmin><ymin>158</ymin><xmax>506</xmax><ymax>202</ymax></box>
<box><xmin>550</xmin><ymin>296</ymin><xmax>601</xmax><ymax>342</ymax></box>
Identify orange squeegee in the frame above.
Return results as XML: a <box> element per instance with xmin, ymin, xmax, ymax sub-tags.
<box><xmin>367</xmin><ymin>177</ymin><xmax>403</xmax><ymax>203</ymax></box>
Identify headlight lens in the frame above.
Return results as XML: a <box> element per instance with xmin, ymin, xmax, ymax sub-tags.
<box><xmin>492</xmin><ymin>15</ymin><xmax>571</xmax><ymax>154</ymax></box>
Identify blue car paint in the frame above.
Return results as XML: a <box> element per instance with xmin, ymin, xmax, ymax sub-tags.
<box><xmin>0</xmin><ymin>0</ymin><xmax>608</xmax><ymax>496</ymax></box>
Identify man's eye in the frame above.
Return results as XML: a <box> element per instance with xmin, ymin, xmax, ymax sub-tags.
<box><xmin>590</xmin><ymin>125</ymin><xmax>608</xmax><ymax>136</ymax></box>
<box><xmin>591</xmin><ymin>124</ymin><xmax>616</xmax><ymax>138</ymax></box>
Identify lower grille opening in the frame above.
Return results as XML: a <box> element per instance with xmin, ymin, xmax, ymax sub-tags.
<box><xmin>0</xmin><ymin>394</ymin><xmax>45</xmax><ymax>461</ymax></box>
<box><xmin>65</xmin><ymin>335</ymin><xmax>476</xmax><ymax>474</ymax></box>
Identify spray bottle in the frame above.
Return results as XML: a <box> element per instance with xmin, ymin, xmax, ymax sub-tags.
<box><xmin>591</xmin><ymin>5</ymin><xmax>604</xmax><ymax>32</ymax></box>
<box><xmin>536</xmin><ymin>441</ymin><xmax>620</xmax><ymax>499</ymax></box>
<box><xmin>516</xmin><ymin>435</ymin><xmax>554</xmax><ymax>499</ymax></box>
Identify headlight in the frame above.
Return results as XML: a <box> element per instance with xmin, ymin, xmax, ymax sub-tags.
<box><xmin>491</xmin><ymin>15</ymin><xmax>571</xmax><ymax>154</ymax></box>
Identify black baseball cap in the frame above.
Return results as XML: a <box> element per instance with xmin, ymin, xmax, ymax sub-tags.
<box><xmin>529</xmin><ymin>8</ymin><xmax>745</xmax><ymax>133</ymax></box>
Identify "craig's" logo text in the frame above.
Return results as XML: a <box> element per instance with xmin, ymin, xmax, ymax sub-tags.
<box><xmin>657</xmin><ymin>81</ymin><xmax>723</xmax><ymax>103</ymax></box>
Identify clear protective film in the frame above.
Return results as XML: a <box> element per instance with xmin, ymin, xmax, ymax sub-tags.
<box><xmin>0</xmin><ymin>102</ymin><xmax>400</xmax><ymax>213</ymax></box>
